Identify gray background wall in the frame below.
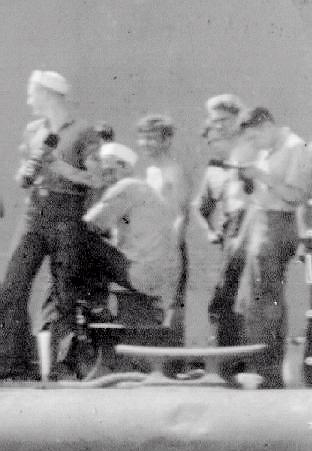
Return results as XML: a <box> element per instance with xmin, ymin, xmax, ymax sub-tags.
<box><xmin>0</xmin><ymin>0</ymin><xmax>311</xmax><ymax>344</ymax></box>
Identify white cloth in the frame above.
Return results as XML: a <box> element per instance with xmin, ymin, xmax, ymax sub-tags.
<box><xmin>29</xmin><ymin>70</ymin><xmax>70</xmax><ymax>94</ymax></box>
<box><xmin>99</xmin><ymin>142</ymin><xmax>138</xmax><ymax>167</ymax></box>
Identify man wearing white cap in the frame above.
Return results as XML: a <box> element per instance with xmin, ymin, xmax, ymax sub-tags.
<box><xmin>194</xmin><ymin>94</ymin><xmax>250</xmax><ymax>382</ymax></box>
<box><xmin>0</xmin><ymin>70</ymin><xmax>100</xmax><ymax>380</ymax></box>
<box><xmin>83</xmin><ymin>142</ymin><xmax>180</xmax><ymax>319</ymax></box>
<box><xmin>196</xmin><ymin>94</ymin><xmax>247</xmax><ymax>242</ymax></box>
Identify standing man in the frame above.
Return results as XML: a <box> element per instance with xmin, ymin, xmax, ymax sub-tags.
<box><xmin>0</xmin><ymin>70</ymin><xmax>99</xmax><ymax>380</ymax></box>
<box><xmin>194</xmin><ymin>94</ymin><xmax>252</xmax><ymax>382</ymax></box>
<box><xmin>40</xmin><ymin>120</ymin><xmax>116</xmax><ymax>333</ymax></box>
<box><xmin>136</xmin><ymin>114</ymin><xmax>189</xmax><ymax>374</ymax></box>
<box><xmin>195</xmin><ymin>96</ymin><xmax>248</xmax><ymax>328</ymax></box>
<box><xmin>238</xmin><ymin>108</ymin><xmax>311</xmax><ymax>388</ymax></box>
<box><xmin>136</xmin><ymin>115</ymin><xmax>189</xmax><ymax>328</ymax></box>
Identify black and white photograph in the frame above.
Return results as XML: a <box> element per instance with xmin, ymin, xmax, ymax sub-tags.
<box><xmin>0</xmin><ymin>0</ymin><xmax>312</xmax><ymax>449</ymax></box>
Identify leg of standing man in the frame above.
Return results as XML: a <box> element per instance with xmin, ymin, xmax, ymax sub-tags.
<box><xmin>238</xmin><ymin>107</ymin><xmax>311</xmax><ymax>387</ymax></box>
<box><xmin>0</xmin><ymin>228</ymin><xmax>47</xmax><ymax>378</ymax></box>
<box><xmin>196</xmin><ymin>94</ymin><xmax>250</xmax><ymax>381</ymax></box>
<box><xmin>246</xmin><ymin>210</ymin><xmax>298</xmax><ymax>388</ymax></box>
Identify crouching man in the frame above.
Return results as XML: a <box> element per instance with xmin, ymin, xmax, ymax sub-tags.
<box><xmin>83</xmin><ymin>142</ymin><xmax>181</xmax><ymax>324</ymax></box>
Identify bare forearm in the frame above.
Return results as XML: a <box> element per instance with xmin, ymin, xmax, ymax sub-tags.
<box><xmin>15</xmin><ymin>159</ymin><xmax>42</xmax><ymax>188</ymax></box>
<box><xmin>49</xmin><ymin>160</ymin><xmax>105</xmax><ymax>188</ymax></box>
<box><xmin>83</xmin><ymin>201</ymin><xmax>114</xmax><ymax>231</ymax></box>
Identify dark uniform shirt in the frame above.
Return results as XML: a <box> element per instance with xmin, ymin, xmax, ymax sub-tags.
<box><xmin>18</xmin><ymin>118</ymin><xmax>99</xmax><ymax>197</ymax></box>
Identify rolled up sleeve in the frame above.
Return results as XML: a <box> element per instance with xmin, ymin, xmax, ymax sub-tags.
<box><xmin>84</xmin><ymin>179</ymin><xmax>132</xmax><ymax>230</ymax></box>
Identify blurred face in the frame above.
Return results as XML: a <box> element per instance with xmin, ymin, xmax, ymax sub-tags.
<box><xmin>202</xmin><ymin>110</ymin><xmax>240</xmax><ymax>159</ymax></box>
<box><xmin>99</xmin><ymin>155</ymin><xmax>129</xmax><ymax>185</ymax></box>
<box><xmin>206</xmin><ymin>109</ymin><xmax>239</xmax><ymax>144</ymax></box>
<box><xmin>137</xmin><ymin>130</ymin><xmax>171</xmax><ymax>158</ymax></box>
<box><xmin>27</xmin><ymin>82</ymin><xmax>48</xmax><ymax>116</ymax></box>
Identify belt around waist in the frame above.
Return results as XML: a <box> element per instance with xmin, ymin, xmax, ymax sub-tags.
<box><xmin>32</xmin><ymin>189</ymin><xmax>85</xmax><ymax>201</ymax></box>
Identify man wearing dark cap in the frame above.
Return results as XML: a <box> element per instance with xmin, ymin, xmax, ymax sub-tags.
<box><xmin>238</xmin><ymin>107</ymin><xmax>311</xmax><ymax>388</ymax></box>
<box><xmin>136</xmin><ymin>114</ymin><xmax>189</xmax><ymax>374</ymax></box>
<box><xmin>136</xmin><ymin>114</ymin><xmax>189</xmax><ymax>327</ymax></box>
<box><xmin>0</xmin><ymin>70</ymin><xmax>100</xmax><ymax>379</ymax></box>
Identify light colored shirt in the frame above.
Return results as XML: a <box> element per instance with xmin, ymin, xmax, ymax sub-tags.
<box><xmin>85</xmin><ymin>178</ymin><xmax>180</xmax><ymax>306</ymax></box>
<box><xmin>146</xmin><ymin>161</ymin><xmax>188</xmax><ymax>223</ymax></box>
<box><xmin>253</xmin><ymin>128</ymin><xmax>310</xmax><ymax>211</ymax></box>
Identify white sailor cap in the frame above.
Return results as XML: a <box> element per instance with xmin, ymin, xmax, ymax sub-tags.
<box><xmin>99</xmin><ymin>142</ymin><xmax>138</xmax><ymax>167</ymax></box>
<box><xmin>29</xmin><ymin>70</ymin><xmax>70</xmax><ymax>95</ymax></box>
<box><xmin>205</xmin><ymin>94</ymin><xmax>245</xmax><ymax>115</ymax></box>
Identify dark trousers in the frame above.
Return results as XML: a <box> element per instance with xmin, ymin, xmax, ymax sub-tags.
<box><xmin>208</xmin><ymin>209</ymin><xmax>247</xmax><ymax>382</ymax></box>
<box><xmin>83</xmin><ymin>229</ymin><xmax>132</xmax><ymax>290</ymax></box>
<box><xmin>0</xmin><ymin>191</ymin><xmax>87</xmax><ymax>376</ymax></box>
<box><xmin>80</xmin><ymin>233</ymin><xmax>185</xmax><ymax>376</ymax></box>
<box><xmin>245</xmin><ymin>210</ymin><xmax>298</xmax><ymax>387</ymax></box>
<box><xmin>209</xmin><ymin>210</ymin><xmax>246</xmax><ymax>344</ymax></box>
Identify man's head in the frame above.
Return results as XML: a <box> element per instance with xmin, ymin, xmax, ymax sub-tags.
<box><xmin>27</xmin><ymin>70</ymin><xmax>70</xmax><ymax>117</ymax></box>
<box><xmin>98</xmin><ymin>142</ymin><xmax>138</xmax><ymax>185</ymax></box>
<box><xmin>202</xmin><ymin>94</ymin><xmax>246</xmax><ymax>150</ymax></box>
<box><xmin>240</xmin><ymin>107</ymin><xmax>276</xmax><ymax>149</ymax></box>
<box><xmin>136</xmin><ymin>114</ymin><xmax>175</xmax><ymax>158</ymax></box>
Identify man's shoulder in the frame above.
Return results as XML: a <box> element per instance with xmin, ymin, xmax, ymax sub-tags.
<box><xmin>104</xmin><ymin>177</ymin><xmax>146</xmax><ymax>200</ymax></box>
<box><xmin>69</xmin><ymin>119</ymin><xmax>100</xmax><ymax>154</ymax></box>
<box><xmin>69</xmin><ymin>119</ymin><xmax>94</xmax><ymax>137</ymax></box>
<box><xmin>115</xmin><ymin>177</ymin><xmax>143</xmax><ymax>189</ymax></box>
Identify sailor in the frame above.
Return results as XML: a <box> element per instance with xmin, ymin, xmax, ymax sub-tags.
<box><xmin>0</xmin><ymin>70</ymin><xmax>100</xmax><ymax>380</ymax></box>
<box><xmin>195</xmin><ymin>97</ymin><xmax>247</xmax><ymax>323</ymax></box>
<box><xmin>238</xmin><ymin>107</ymin><xmax>311</xmax><ymax>388</ymax></box>
<box><xmin>194</xmin><ymin>94</ymin><xmax>254</xmax><ymax>382</ymax></box>
<box><xmin>136</xmin><ymin>115</ymin><xmax>189</xmax><ymax>330</ymax></box>
<box><xmin>83</xmin><ymin>142</ymin><xmax>181</xmax><ymax>323</ymax></box>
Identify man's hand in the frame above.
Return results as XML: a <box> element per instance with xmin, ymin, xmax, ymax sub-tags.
<box><xmin>29</xmin><ymin>133</ymin><xmax>59</xmax><ymax>162</ymax></box>
<box><xmin>15</xmin><ymin>159</ymin><xmax>42</xmax><ymax>187</ymax></box>
<box><xmin>207</xmin><ymin>230</ymin><xmax>223</xmax><ymax>244</ymax></box>
<box><xmin>43</xmin><ymin>133</ymin><xmax>59</xmax><ymax>149</ymax></box>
